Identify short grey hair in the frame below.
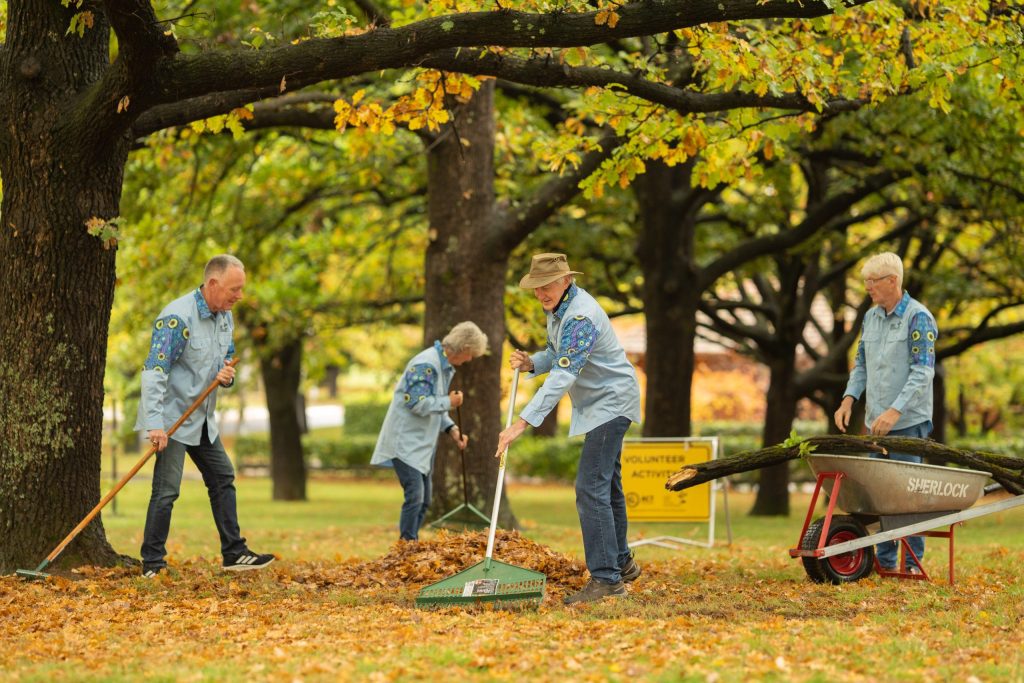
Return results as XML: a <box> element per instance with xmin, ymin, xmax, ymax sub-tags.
<box><xmin>442</xmin><ymin>321</ymin><xmax>489</xmax><ymax>358</ymax></box>
<box><xmin>204</xmin><ymin>254</ymin><xmax>245</xmax><ymax>281</ymax></box>
<box><xmin>861</xmin><ymin>252</ymin><xmax>904</xmax><ymax>290</ymax></box>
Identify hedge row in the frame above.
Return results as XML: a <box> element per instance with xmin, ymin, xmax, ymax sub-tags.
<box><xmin>234</xmin><ymin>432</ymin><xmax>582</xmax><ymax>480</ymax></box>
<box><xmin>236</xmin><ymin>434</ymin><xmax>378</xmax><ymax>470</ymax></box>
<box><xmin>234</xmin><ymin>432</ymin><xmax>804</xmax><ymax>483</ymax></box>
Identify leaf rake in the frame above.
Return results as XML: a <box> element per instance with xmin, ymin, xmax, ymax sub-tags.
<box><xmin>415</xmin><ymin>369</ymin><xmax>546</xmax><ymax>608</ymax></box>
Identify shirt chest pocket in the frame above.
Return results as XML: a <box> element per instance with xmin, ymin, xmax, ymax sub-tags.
<box><xmin>188</xmin><ymin>325</ymin><xmax>231</xmax><ymax>357</ymax></box>
<box><xmin>884</xmin><ymin>322</ymin><xmax>909</xmax><ymax>345</ymax></box>
<box><xmin>188</xmin><ymin>334</ymin><xmax>212</xmax><ymax>357</ymax></box>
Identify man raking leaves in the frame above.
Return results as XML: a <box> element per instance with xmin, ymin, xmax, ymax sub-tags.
<box><xmin>495</xmin><ymin>253</ymin><xmax>643</xmax><ymax>605</ymax></box>
<box><xmin>136</xmin><ymin>255</ymin><xmax>273</xmax><ymax>577</ymax></box>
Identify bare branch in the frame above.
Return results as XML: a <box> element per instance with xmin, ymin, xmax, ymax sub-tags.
<box><xmin>492</xmin><ymin>134</ymin><xmax>624</xmax><ymax>252</ymax></box>
<box><xmin>702</xmin><ymin>169</ymin><xmax>908</xmax><ymax>286</ymax></box>
<box><xmin>103</xmin><ymin>0</ymin><xmax>179</xmax><ymax>66</ymax></box>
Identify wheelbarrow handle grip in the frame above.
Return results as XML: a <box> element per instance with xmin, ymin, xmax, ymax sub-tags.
<box><xmin>43</xmin><ymin>358</ymin><xmax>240</xmax><ymax>564</ymax></box>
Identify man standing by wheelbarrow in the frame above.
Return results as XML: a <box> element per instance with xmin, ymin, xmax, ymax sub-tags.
<box><xmin>496</xmin><ymin>253</ymin><xmax>642</xmax><ymax>604</ymax></box>
<box><xmin>136</xmin><ymin>255</ymin><xmax>274</xmax><ymax>578</ymax></box>
<box><xmin>834</xmin><ymin>251</ymin><xmax>938</xmax><ymax>574</ymax></box>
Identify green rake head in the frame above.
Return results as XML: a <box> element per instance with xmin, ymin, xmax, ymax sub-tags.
<box><xmin>16</xmin><ymin>560</ymin><xmax>52</xmax><ymax>581</ymax></box>
<box><xmin>415</xmin><ymin>559</ymin><xmax>546</xmax><ymax>610</ymax></box>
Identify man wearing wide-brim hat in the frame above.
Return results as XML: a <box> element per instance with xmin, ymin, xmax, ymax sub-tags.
<box><xmin>496</xmin><ymin>253</ymin><xmax>642</xmax><ymax>604</ymax></box>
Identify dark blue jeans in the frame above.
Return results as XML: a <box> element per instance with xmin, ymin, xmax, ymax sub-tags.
<box><xmin>392</xmin><ymin>458</ymin><xmax>432</xmax><ymax>541</ymax></box>
<box><xmin>576</xmin><ymin>416</ymin><xmax>633</xmax><ymax>584</ymax></box>
<box><xmin>141</xmin><ymin>422</ymin><xmax>247</xmax><ymax>568</ymax></box>
<box><xmin>872</xmin><ymin>420</ymin><xmax>932</xmax><ymax>570</ymax></box>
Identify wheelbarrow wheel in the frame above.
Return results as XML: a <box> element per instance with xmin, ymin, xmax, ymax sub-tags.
<box><xmin>800</xmin><ymin>515</ymin><xmax>874</xmax><ymax>584</ymax></box>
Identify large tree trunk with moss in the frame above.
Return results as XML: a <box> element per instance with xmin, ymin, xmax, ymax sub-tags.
<box><xmin>0</xmin><ymin>8</ymin><xmax>128</xmax><ymax>573</ymax></box>
<box><xmin>423</xmin><ymin>82</ymin><xmax>518</xmax><ymax>528</ymax></box>
<box><xmin>259</xmin><ymin>338</ymin><xmax>307</xmax><ymax>501</ymax></box>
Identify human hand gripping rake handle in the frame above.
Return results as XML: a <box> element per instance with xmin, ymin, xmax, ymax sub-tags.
<box><xmin>17</xmin><ymin>358</ymin><xmax>240</xmax><ymax>579</ymax></box>
<box><xmin>484</xmin><ymin>369</ymin><xmax>520</xmax><ymax>563</ymax></box>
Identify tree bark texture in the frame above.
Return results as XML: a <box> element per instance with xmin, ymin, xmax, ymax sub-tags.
<box><xmin>259</xmin><ymin>339</ymin><xmax>308</xmax><ymax>501</ymax></box>
<box><xmin>533</xmin><ymin>409</ymin><xmax>559</xmax><ymax>438</ymax></box>
<box><xmin>423</xmin><ymin>82</ymin><xmax>518</xmax><ymax>528</ymax></box>
<box><xmin>750</xmin><ymin>355</ymin><xmax>800</xmax><ymax>516</ymax></box>
<box><xmin>634</xmin><ymin>160</ymin><xmax>701</xmax><ymax>438</ymax></box>
<box><xmin>666</xmin><ymin>434</ymin><xmax>1024</xmax><ymax>496</ymax></box>
<box><xmin>0</xmin><ymin>6</ymin><xmax>128</xmax><ymax>573</ymax></box>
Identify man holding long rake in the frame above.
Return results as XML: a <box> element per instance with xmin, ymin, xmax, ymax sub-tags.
<box><xmin>136</xmin><ymin>255</ymin><xmax>274</xmax><ymax>578</ymax></box>
<box><xmin>496</xmin><ymin>253</ymin><xmax>643</xmax><ymax>605</ymax></box>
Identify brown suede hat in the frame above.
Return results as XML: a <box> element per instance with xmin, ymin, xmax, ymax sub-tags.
<box><xmin>518</xmin><ymin>253</ymin><xmax>583</xmax><ymax>289</ymax></box>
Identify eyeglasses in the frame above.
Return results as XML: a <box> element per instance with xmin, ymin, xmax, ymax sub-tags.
<box><xmin>863</xmin><ymin>275</ymin><xmax>895</xmax><ymax>286</ymax></box>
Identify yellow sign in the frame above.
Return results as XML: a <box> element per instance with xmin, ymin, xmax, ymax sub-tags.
<box><xmin>622</xmin><ymin>439</ymin><xmax>714</xmax><ymax>522</ymax></box>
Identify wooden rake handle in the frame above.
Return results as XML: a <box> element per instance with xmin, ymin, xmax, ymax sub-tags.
<box><xmin>42</xmin><ymin>358</ymin><xmax>240</xmax><ymax>565</ymax></box>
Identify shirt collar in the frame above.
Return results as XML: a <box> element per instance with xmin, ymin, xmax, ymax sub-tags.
<box><xmin>889</xmin><ymin>291</ymin><xmax>910</xmax><ymax>318</ymax></box>
<box><xmin>552</xmin><ymin>283</ymin><xmax>578</xmax><ymax>320</ymax></box>
<box><xmin>195</xmin><ymin>287</ymin><xmax>214</xmax><ymax>320</ymax></box>
<box><xmin>434</xmin><ymin>340</ymin><xmax>452</xmax><ymax>372</ymax></box>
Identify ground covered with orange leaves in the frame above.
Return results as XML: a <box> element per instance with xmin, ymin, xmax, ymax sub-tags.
<box><xmin>3</xmin><ymin>530</ymin><xmax>1024</xmax><ymax>682</ymax></box>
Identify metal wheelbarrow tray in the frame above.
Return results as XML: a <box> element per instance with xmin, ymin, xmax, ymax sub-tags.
<box><xmin>809</xmin><ymin>454</ymin><xmax>990</xmax><ymax>516</ymax></box>
<box><xmin>789</xmin><ymin>453</ymin><xmax>1024</xmax><ymax>585</ymax></box>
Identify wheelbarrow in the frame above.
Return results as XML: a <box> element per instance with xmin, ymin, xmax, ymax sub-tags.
<box><xmin>789</xmin><ymin>454</ymin><xmax>1024</xmax><ymax>585</ymax></box>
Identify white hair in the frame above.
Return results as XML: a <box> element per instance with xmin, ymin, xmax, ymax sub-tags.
<box><xmin>861</xmin><ymin>252</ymin><xmax>904</xmax><ymax>290</ymax></box>
<box><xmin>204</xmin><ymin>254</ymin><xmax>245</xmax><ymax>281</ymax></box>
<box><xmin>442</xmin><ymin>321</ymin><xmax>489</xmax><ymax>357</ymax></box>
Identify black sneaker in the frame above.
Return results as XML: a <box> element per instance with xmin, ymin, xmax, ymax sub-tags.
<box><xmin>222</xmin><ymin>551</ymin><xmax>275</xmax><ymax>571</ymax></box>
<box><xmin>563</xmin><ymin>579</ymin><xmax>626</xmax><ymax>605</ymax></box>
<box><xmin>620</xmin><ymin>552</ymin><xmax>641</xmax><ymax>583</ymax></box>
<box><xmin>142</xmin><ymin>566</ymin><xmax>164</xmax><ymax>579</ymax></box>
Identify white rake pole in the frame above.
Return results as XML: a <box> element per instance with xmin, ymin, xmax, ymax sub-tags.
<box><xmin>484</xmin><ymin>368</ymin><xmax>520</xmax><ymax>565</ymax></box>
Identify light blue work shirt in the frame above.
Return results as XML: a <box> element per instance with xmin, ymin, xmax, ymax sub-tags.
<box><xmin>371</xmin><ymin>341</ymin><xmax>456</xmax><ymax>475</ymax></box>
<box><xmin>520</xmin><ymin>284</ymin><xmax>642</xmax><ymax>436</ymax></box>
<box><xmin>135</xmin><ymin>287</ymin><xmax>235</xmax><ymax>446</ymax></box>
<box><xmin>843</xmin><ymin>291</ymin><xmax>937</xmax><ymax>431</ymax></box>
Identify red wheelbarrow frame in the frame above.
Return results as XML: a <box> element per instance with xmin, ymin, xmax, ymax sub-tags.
<box><xmin>789</xmin><ymin>470</ymin><xmax>962</xmax><ymax>584</ymax></box>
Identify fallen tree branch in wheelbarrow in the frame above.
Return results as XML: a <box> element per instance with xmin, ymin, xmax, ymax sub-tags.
<box><xmin>664</xmin><ymin>434</ymin><xmax>1024</xmax><ymax>496</ymax></box>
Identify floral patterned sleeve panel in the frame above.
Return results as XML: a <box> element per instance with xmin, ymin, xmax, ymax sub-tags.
<box><xmin>402</xmin><ymin>363</ymin><xmax>437</xmax><ymax>410</ymax></box>
<box><xmin>554</xmin><ymin>315</ymin><xmax>598</xmax><ymax>376</ymax></box>
<box><xmin>143</xmin><ymin>315</ymin><xmax>190</xmax><ymax>374</ymax></box>
<box><xmin>908</xmin><ymin>311</ymin><xmax>938</xmax><ymax>368</ymax></box>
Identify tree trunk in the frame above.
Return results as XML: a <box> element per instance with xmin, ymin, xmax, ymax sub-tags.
<box><xmin>750</xmin><ymin>356</ymin><xmax>799</xmax><ymax>516</ymax></box>
<box><xmin>533</xmin><ymin>408</ymin><xmax>559</xmax><ymax>438</ymax></box>
<box><xmin>634</xmin><ymin>160</ymin><xmax>700</xmax><ymax>438</ymax></box>
<box><xmin>423</xmin><ymin>82</ymin><xmax>518</xmax><ymax>528</ymax></box>
<box><xmin>0</xmin><ymin>9</ymin><xmax>133</xmax><ymax>573</ymax></box>
<box><xmin>322</xmin><ymin>364</ymin><xmax>340</xmax><ymax>400</ymax></box>
<box><xmin>931</xmin><ymin>361</ymin><xmax>947</xmax><ymax>444</ymax></box>
<box><xmin>259</xmin><ymin>339</ymin><xmax>307</xmax><ymax>501</ymax></box>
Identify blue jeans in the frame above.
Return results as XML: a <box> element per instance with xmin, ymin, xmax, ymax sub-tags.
<box><xmin>872</xmin><ymin>421</ymin><xmax>932</xmax><ymax>570</ymax></box>
<box><xmin>141</xmin><ymin>422</ymin><xmax>247</xmax><ymax>568</ymax></box>
<box><xmin>576</xmin><ymin>416</ymin><xmax>633</xmax><ymax>584</ymax></box>
<box><xmin>393</xmin><ymin>458</ymin><xmax>432</xmax><ymax>541</ymax></box>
